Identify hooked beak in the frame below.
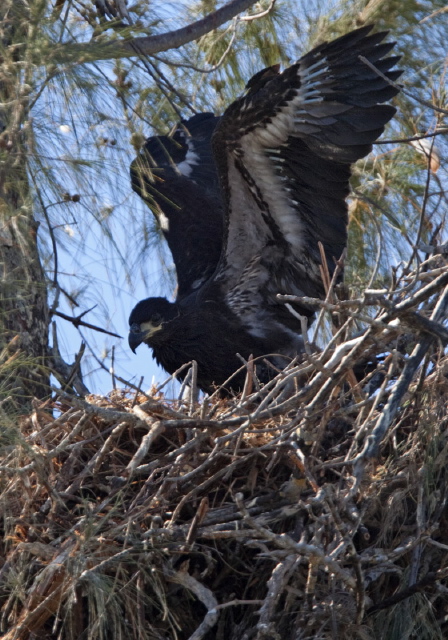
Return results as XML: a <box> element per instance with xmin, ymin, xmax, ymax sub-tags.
<box><xmin>129</xmin><ymin>323</ymin><xmax>145</xmax><ymax>353</ymax></box>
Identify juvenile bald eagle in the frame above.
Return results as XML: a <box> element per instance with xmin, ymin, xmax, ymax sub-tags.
<box><xmin>129</xmin><ymin>25</ymin><xmax>401</xmax><ymax>393</ymax></box>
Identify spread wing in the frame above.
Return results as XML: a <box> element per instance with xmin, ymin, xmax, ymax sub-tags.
<box><xmin>131</xmin><ymin>113</ymin><xmax>224</xmax><ymax>299</ymax></box>
<box><xmin>211</xmin><ymin>25</ymin><xmax>401</xmax><ymax>328</ymax></box>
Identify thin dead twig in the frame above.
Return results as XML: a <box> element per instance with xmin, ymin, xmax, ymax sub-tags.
<box><xmin>359</xmin><ymin>55</ymin><xmax>448</xmax><ymax>115</ymax></box>
<box><xmin>53</xmin><ymin>309</ymin><xmax>122</xmax><ymax>338</ymax></box>
<box><xmin>353</xmin><ymin>284</ymin><xmax>448</xmax><ymax>478</ymax></box>
<box><xmin>234</xmin><ymin>493</ymin><xmax>357</xmax><ymax>589</ymax></box>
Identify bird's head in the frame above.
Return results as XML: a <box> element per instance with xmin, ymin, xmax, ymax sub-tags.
<box><xmin>128</xmin><ymin>297</ymin><xmax>179</xmax><ymax>352</ymax></box>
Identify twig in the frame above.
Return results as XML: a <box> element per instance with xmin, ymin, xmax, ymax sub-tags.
<box><xmin>359</xmin><ymin>55</ymin><xmax>448</xmax><ymax>115</ymax></box>
<box><xmin>53</xmin><ymin>309</ymin><xmax>122</xmax><ymax>338</ymax></box>
<box><xmin>186</xmin><ymin>497</ymin><xmax>209</xmax><ymax>546</ymax></box>
<box><xmin>367</xmin><ymin>567</ymin><xmax>448</xmax><ymax>614</ymax></box>
<box><xmin>374</xmin><ymin>128</ymin><xmax>448</xmax><ymax>144</ymax></box>
<box><xmin>110</xmin><ymin>345</ymin><xmax>116</xmax><ymax>390</ymax></box>
<box><xmin>240</xmin><ymin>0</ymin><xmax>276</xmax><ymax>20</ymax></box>
<box><xmin>131</xmin><ymin>376</ymin><xmax>144</xmax><ymax>407</ymax></box>
<box><xmin>234</xmin><ymin>493</ymin><xmax>357</xmax><ymax>588</ymax></box>
<box><xmin>50</xmin><ymin>322</ymin><xmax>90</xmax><ymax>396</ymax></box>
<box><xmin>352</xmin><ymin>284</ymin><xmax>448</xmax><ymax>482</ymax></box>
<box><xmin>404</xmin><ymin>132</ymin><xmax>437</xmax><ymax>270</ymax></box>
<box><xmin>189</xmin><ymin>360</ymin><xmax>198</xmax><ymax>415</ymax></box>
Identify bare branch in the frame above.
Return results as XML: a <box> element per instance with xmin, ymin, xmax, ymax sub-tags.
<box><xmin>54</xmin><ymin>0</ymin><xmax>258</xmax><ymax>65</ymax></box>
<box><xmin>53</xmin><ymin>309</ymin><xmax>122</xmax><ymax>339</ymax></box>
<box><xmin>164</xmin><ymin>567</ymin><xmax>219</xmax><ymax>640</ymax></box>
<box><xmin>353</xmin><ymin>284</ymin><xmax>448</xmax><ymax>473</ymax></box>
<box><xmin>374</xmin><ymin>128</ymin><xmax>448</xmax><ymax>145</ymax></box>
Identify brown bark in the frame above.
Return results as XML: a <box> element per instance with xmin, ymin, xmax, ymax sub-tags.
<box><xmin>0</xmin><ymin>215</ymin><xmax>50</xmax><ymax>403</ymax></box>
<box><xmin>0</xmin><ymin>2</ymin><xmax>50</xmax><ymax>405</ymax></box>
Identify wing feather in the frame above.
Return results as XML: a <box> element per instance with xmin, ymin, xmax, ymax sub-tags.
<box><xmin>131</xmin><ymin>113</ymin><xmax>224</xmax><ymax>299</ymax></box>
<box><xmin>211</xmin><ymin>25</ymin><xmax>401</xmax><ymax>327</ymax></box>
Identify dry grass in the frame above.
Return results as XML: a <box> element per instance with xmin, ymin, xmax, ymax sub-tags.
<box><xmin>1</xmin><ymin>257</ymin><xmax>448</xmax><ymax>640</ymax></box>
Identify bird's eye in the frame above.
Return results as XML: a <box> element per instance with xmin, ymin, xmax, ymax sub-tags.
<box><xmin>151</xmin><ymin>313</ymin><xmax>162</xmax><ymax>326</ymax></box>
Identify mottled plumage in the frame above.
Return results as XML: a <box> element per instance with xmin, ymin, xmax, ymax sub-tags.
<box><xmin>129</xmin><ymin>25</ymin><xmax>401</xmax><ymax>393</ymax></box>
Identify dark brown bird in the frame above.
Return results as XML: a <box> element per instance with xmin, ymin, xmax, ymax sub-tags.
<box><xmin>129</xmin><ymin>25</ymin><xmax>401</xmax><ymax>393</ymax></box>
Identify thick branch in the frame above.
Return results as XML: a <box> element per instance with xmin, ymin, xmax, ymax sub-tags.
<box><xmin>164</xmin><ymin>567</ymin><xmax>219</xmax><ymax>640</ymax></box>
<box><xmin>54</xmin><ymin>0</ymin><xmax>257</xmax><ymax>65</ymax></box>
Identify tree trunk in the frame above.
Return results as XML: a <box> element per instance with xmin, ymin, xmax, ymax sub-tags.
<box><xmin>0</xmin><ymin>2</ymin><xmax>50</xmax><ymax>407</ymax></box>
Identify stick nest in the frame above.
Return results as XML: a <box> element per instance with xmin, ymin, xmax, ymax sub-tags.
<box><xmin>1</xmin><ymin>259</ymin><xmax>448</xmax><ymax>640</ymax></box>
